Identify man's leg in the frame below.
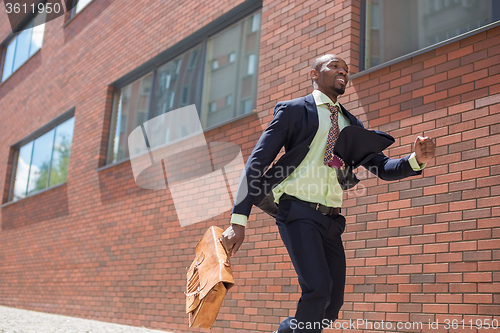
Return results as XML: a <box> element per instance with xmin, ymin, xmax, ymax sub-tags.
<box><xmin>275</xmin><ymin>201</ymin><xmax>337</xmax><ymax>333</ymax></box>
<box><xmin>323</xmin><ymin>216</ymin><xmax>346</xmax><ymax>321</ymax></box>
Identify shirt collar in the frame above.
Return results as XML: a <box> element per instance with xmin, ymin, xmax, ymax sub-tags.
<box><xmin>312</xmin><ymin>90</ymin><xmax>342</xmax><ymax>114</ymax></box>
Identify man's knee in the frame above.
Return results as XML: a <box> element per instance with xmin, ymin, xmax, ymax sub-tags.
<box><xmin>325</xmin><ymin>291</ymin><xmax>344</xmax><ymax>320</ymax></box>
<box><xmin>307</xmin><ymin>277</ymin><xmax>333</xmax><ymax>308</ymax></box>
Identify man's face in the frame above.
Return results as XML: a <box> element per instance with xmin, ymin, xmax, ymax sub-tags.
<box><xmin>312</xmin><ymin>56</ymin><xmax>349</xmax><ymax>96</ymax></box>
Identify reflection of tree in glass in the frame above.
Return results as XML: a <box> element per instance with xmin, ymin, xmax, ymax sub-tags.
<box><xmin>32</xmin><ymin>162</ymin><xmax>49</xmax><ymax>192</ymax></box>
<box><xmin>33</xmin><ymin>135</ymin><xmax>72</xmax><ymax>191</ymax></box>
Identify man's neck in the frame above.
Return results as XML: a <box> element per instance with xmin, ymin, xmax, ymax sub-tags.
<box><xmin>316</xmin><ymin>88</ymin><xmax>338</xmax><ymax>104</ymax></box>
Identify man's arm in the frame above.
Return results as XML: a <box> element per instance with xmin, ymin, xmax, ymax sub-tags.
<box><xmin>362</xmin><ymin>135</ymin><xmax>435</xmax><ymax>180</ymax></box>
<box><xmin>350</xmin><ymin>115</ymin><xmax>435</xmax><ymax>180</ymax></box>
<box><xmin>221</xmin><ymin>102</ymin><xmax>291</xmax><ymax>256</ymax></box>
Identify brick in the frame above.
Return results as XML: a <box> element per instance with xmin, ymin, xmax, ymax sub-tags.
<box><xmin>478</xmin><ymin>305</ymin><xmax>500</xmax><ymax>315</ymax></box>
<box><xmin>436</xmin><ymin>77</ymin><xmax>461</xmax><ymax>91</ymax></box>
<box><xmin>478</xmin><ymin>196</ymin><xmax>500</xmax><ymax>208</ymax></box>
<box><xmin>435</xmin><ymin>172</ymin><xmax>461</xmax><ymax>184</ymax></box>
<box><xmin>449</xmin><ymin>120</ymin><xmax>475</xmax><ymax>135</ymax></box>
<box><xmin>449</xmin><ymin>304</ymin><xmax>477</xmax><ymax>314</ymax></box>
<box><xmin>461</xmin><ymin>49</ymin><xmax>488</xmax><ymax>66</ymax></box>
<box><xmin>476</xmin><ymin>73</ymin><xmax>500</xmax><ymax>89</ymax></box>
<box><xmin>449</xmin><ymin>283</ymin><xmax>476</xmax><ymax>293</ymax></box>
<box><xmin>477</xmin><ymin>175</ymin><xmax>500</xmax><ymax>188</ymax></box>
<box><xmin>462</xmin><ymin>167</ymin><xmax>490</xmax><ymax>181</ymax></box>
<box><xmin>476</xmin><ymin>93</ymin><xmax>500</xmax><ymax>108</ymax></box>
<box><xmin>436</xmin><ymin>294</ymin><xmax>462</xmax><ymax>304</ymax></box>
<box><xmin>451</xmin><ymin>84</ymin><xmax>477</xmax><ymax>100</ymax></box>
<box><xmin>477</xmin><ymin>113</ymin><xmax>500</xmax><ymax>127</ymax></box>
<box><xmin>462</xmin><ymin>68</ymin><xmax>489</xmax><ymax>83</ymax></box>
<box><xmin>424</xmin><ymin>243</ymin><xmax>449</xmax><ymax>254</ymax></box>
<box><xmin>448</xmin><ymin>100</ymin><xmax>474</xmax><ymax>114</ymax></box>
<box><xmin>424</xmin><ymin>90</ymin><xmax>447</xmax><ymax>104</ymax></box>
<box><xmin>435</xmin><ymin>211</ymin><xmax>461</xmax><ymax>223</ymax></box>
<box><xmin>448</xmin><ymin>140</ymin><xmax>476</xmax><ymax>153</ymax></box>
<box><xmin>448</xmin><ymin>44</ymin><xmax>473</xmax><ymax>60</ymax></box>
<box><xmin>412</xmin><ymin>85</ymin><xmax>435</xmax><ymax>99</ymax></box>
<box><xmin>464</xmin><ymin>272</ymin><xmax>492</xmax><ymax>283</ymax></box>
<box><xmin>390</xmin><ymin>74</ymin><xmax>412</xmax><ymax>89</ymax></box>
<box><xmin>462</xmin><ymin>147</ymin><xmax>490</xmax><ymax>160</ymax></box>
<box><xmin>423</xmin><ymin>184</ymin><xmax>448</xmax><ymax>195</ymax></box>
<box><xmin>423</xmin><ymin>53</ymin><xmax>447</xmax><ymax>69</ymax></box>
<box><xmin>401</xmin><ymin>80</ymin><xmax>424</xmax><ymax>95</ymax></box>
<box><xmin>462</xmin><ymin>188</ymin><xmax>490</xmax><ymax>200</ymax></box>
<box><xmin>449</xmin><ymin>160</ymin><xmax>475</xmax><ymax>173</ymax></box>
<box><xmin>436</xmin><ymin>191</ymin><xmax>461</xmax><ymax>204</ymax></box>
<box><xmin>411</xmin><ymin>195</ymin><xmax>435</xmax><ymax>207</ymax></box>
<box><xmin>436</xmin><ymin>252</ymin><xmax>462</xmax><ymax>263</ymax></box>
<box><xmin>462</xmin><ymin>127</ymin><xmax>490</xmax><ymax>141</ymax></box>
<box><xmin>435</xmin><ymin>40</ymin><xmax>460</xmax><ymax>56</ymax></box>
<box><xmin>436</xmin><ymin>132</ymin><xmax>461</xmax><ymax>146</ymax></box>
<box><xmin>450</xmin><ymin>219</ymin><xmax>477</xmax><ymax>231</ymax></box>
<box><xmin>478</xmin><ymin>239</ymin><xmax>500</xmax><ymax>251</ymax></box>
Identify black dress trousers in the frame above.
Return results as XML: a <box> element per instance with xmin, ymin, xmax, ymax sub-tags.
<box><xmin>275</xmin><ymin>199</ymin><xmax>346</xmax><ymax>333</ymax></box>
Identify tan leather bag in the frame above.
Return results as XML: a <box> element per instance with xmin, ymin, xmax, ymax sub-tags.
<box><xmin>186</xmin><ymin>226</ymin><xmax>234</xmax><ymax>328</ymax></box>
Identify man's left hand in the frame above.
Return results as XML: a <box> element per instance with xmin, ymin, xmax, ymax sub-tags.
<box><xmin>414</xmin><ymin>136</ymin><xmax>436</xmax><ymax>165</ymax></box>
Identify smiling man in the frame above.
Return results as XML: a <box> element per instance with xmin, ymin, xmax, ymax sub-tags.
<box><xmin>222</xmin><ymin>54</ymin><xmax>436</xmax><ymax>333</ymax></box>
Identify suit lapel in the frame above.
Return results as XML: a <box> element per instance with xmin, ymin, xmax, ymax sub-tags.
<box><xmin>339</xmin><ymin>103</ymin><xmax>361</xmax><ymax>127</ymax></box>
<box><xmin>304</xmin><ymin>93</ymin><xmax>319</xmax><ymax>139</ymax></box>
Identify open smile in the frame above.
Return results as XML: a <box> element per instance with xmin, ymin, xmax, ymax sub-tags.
<box><xmin>336</xmin><ymin>77</ymin><xmax>346</xmax><ymax>86</ymax></box>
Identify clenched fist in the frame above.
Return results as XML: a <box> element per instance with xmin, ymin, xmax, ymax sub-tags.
<box><xmin>414</xmin><ymin>136</ymin><xmax>435</xmax><ymax>165</ymax></box>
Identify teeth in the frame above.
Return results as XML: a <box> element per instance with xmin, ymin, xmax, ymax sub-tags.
<box><xmin>337</xmin><ymin>78</ymin><xmax>345</xmax><ymax>83</ymax></box>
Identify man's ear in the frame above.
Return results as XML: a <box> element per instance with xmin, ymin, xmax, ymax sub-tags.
<box><xmin>310</xmin><ymin>69</ymin><xmax>317</xmax><ymax>81</ymax></box>
<box><xmin>310</xmin><ymin>69</ymin><xmax>317</xmax><ymax>88</ymax></box>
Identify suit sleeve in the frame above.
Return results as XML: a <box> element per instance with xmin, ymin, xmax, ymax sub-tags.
<box><xmin>355</xmin><ymin>119</ymin><xmax>423</xmax><ymax>181</ymax></box>
<box><xmin>231</xmin><ymin>102</ymin><xmax>290</xmax><ymax>218</ymax></box>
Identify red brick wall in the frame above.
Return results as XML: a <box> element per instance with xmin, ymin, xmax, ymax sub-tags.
<box><xmin>0</xmin><ymin>0</ymin><xmax>498</xmax><ymax>332</ymax></box>
<box><xmin>340</xmin><ymin>25</ymin><xmax>500</xmax><ymax>330</ymax></box>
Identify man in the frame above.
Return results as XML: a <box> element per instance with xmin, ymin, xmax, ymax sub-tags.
<box><xmin>221</xmin><ymin>54</ymin><xmax>436</xmax><ymax>333</ymax></box>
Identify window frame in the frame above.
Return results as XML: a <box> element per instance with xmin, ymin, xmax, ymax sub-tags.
<box><xmin>1</xmin><ymin>13</ymin><xmax>46</xmax><ymax>83</ymax></box>
<box><xmin>354</xmin><ymin>0</ymin><xmax>500</xmax><ymax>79</ymax></box>
<box><xmin>70</xmin><ymin>0</ymin><xmax>94</xmax><ymax>18</ymax></box>
<box><xmin>6</xmin><ymin>108</ymin><xmax>75</xmax><ymax>203</ymax></box>
<box><xmin>104</xmin><ymin>0</ymin><xmax>262</xmax><ymax>167</ymax></box>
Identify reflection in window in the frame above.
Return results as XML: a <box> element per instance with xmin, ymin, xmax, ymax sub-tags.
<box><xmin>10</xmin><ymin>118</ymin><xmax>75</xmax><ymax>202</ymax></box>
<box><xmin>364</xmin><ymin>0</ymin><xmax>499</xmax><ymax>69</ymax></box>
<box><xmin>28</xmin><ymin>129</ymin><xmax>55</xmax><ymax>194</ymax></box>
<box><xmin>12</xmin><ymin>142</ymin><xmax>33</xmax><ymax>201</ymax></box>
<box><xmin>107</xmin><ymin>74</ymin><xmax>152</xmax><ymax>163</ymax></box>
<box><xmin>201</xmin><ymin>12</ymin><xmax>261</xmax><ymax>128</ymax></box>
<box><xmin>49</xmin><ymin>118</ymin><xmax>75</xmax><ymax>187</ymax></box>
<box><xmin>152</xmin><ymin>44</ymin><xmax>203</xmax><ymax>120</ymax></box>
<box><xmin>1</xmin><ymin>14</ymin><xmax>45</xmax><ymax>82</ymax></box>
<box><xmin>106</xmin><ymin>11</ymin><xmax>261</xmax><ymax>165</ymax></box>
<box><xmin>73</xmin><ymin>0</ymin><xmax>93</xmax><ymax>15</ymax></box>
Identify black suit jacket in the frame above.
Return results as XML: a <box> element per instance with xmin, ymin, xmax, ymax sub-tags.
<box><xmin>232</xmin><ymin>93</ymin><xmax>421</xmax><ymax>218</ymax></box>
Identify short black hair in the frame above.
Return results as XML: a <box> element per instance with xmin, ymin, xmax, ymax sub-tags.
<box><xmin>310</xmin><ymin>54</ymin><xmax>348</xmax><ymax>88</ymax></box>
<box><xmin>310</xmin><ymin>54</ymin><xmax>335</xmax><ymax>87</ymax></box>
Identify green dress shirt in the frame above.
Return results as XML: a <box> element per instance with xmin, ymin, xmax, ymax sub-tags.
<box><xmin>230</xmin><ymin>90</ymin><xmax>425</xmax><ymax>227</ymax></box>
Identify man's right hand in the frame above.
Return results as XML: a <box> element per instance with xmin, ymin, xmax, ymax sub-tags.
<box><xmin>221</xmin><ymin>224</ymin><xmax>245</xmax><ymax>257</ymax></box>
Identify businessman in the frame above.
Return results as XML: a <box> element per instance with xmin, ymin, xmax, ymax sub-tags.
<box><xmin>221</xmin><ymin>54</ymin><xmax>436</xmax><ymax>333</ymax></box>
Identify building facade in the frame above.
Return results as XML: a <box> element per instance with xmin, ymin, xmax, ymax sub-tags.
<box><xmin>0</xmin><ymin>0</ymin><xmax>499</xmax><ymax>332</ymax></box>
